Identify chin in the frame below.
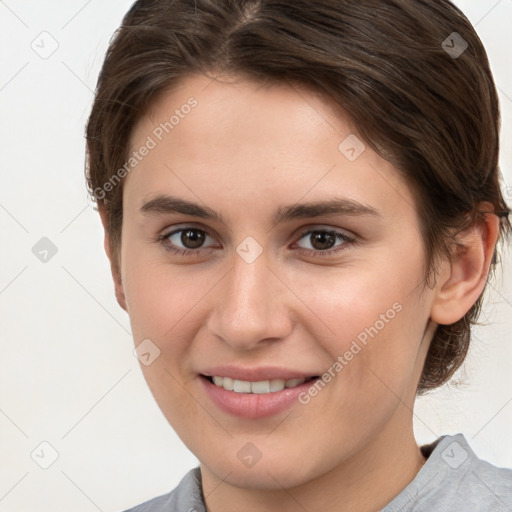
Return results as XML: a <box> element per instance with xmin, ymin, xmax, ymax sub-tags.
<box><xmin>201</xmin><ymin>448</ymin><xmax>320</xmax><ymax>491</ymax></box>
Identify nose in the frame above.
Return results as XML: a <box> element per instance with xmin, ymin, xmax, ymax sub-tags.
<box><xmin>206</xmin><ymin>247</ymin><xmax>293</xmax><ymax>351</ymax></box>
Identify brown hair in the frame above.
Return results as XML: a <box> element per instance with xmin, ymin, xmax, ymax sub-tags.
<box><xmin>85</xmin><ymin>0</ymin><xmax>511</xmax><ymax>394</ymax></box>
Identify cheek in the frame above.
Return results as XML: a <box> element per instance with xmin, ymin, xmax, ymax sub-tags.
<box><xmin>286</xmin><ymin>252</ymin><xmax>428</xmax><ymax>396</ymax></box>
<box><xmin>287</xmin><ymin>253</ymin><xmax>424</xmax><ymax>347</ymax></box>
<box><xmin>121</xmin><ymin>249</ymin><xmax>207</xmax><ymax>421</ymax></box>
<box><xmin>121</xmin><ymin>238</ymin><xmax>217</xmax><ymax>364</ymax></box>
<box><xmin>123</xmin><ymin>263</ymin><xmax>203</xmax><ymax>342</ymax></box>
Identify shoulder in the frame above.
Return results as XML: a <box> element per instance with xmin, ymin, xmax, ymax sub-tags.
<box><xmin>383</xmin><ymin>433</ymin><xmax>512</xmax><ymax>512</ymax></box>
<box><xmin>121</xmin><ymin>467</ymin><xmax>205</xmax><ymax>512</ymax></box>
<box><xmin>437</xmin><ymin>434</ymin><xmax>512</xmax><ymax>510</ymax></box>
<box><xmin>466</xmin><ymin>451</ymin><xmax>512</xmax><ymax>510</ymax></box>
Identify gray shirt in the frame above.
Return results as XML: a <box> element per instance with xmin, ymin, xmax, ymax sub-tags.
<box><xmin>124</xmin><ymin>433</ymin><xmax>512</xmax><ymax>511</ymax></box>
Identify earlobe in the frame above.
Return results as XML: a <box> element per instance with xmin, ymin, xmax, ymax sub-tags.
<box><xmin>98</xmin><ymin>206</ymin><xmax>128</xmax><ymax>312</ymax></box>
<box><xmin>430</xmin><ymin>208</ymin><xmax>500</xmax><ymax>325</ymax></box>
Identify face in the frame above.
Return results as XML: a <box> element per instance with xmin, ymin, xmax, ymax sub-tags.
<box><xmin>117</xmin><ymin>73</ymin><xmax>437</xmax><ymax>490</ymax></box>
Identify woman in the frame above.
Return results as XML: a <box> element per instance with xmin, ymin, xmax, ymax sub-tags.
<box><xmin>85</xmin><ymin>0</ymin><xmax>512</xmax><ymax>510</ymax></box>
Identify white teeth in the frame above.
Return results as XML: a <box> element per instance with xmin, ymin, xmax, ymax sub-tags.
<box><xmin>222</xmin><ymin>377</ymin><xmax>234</xmax><ymax>391</ymax></box>
<box><xmin>233</xmin><ymin>379</ymin><xmax>251</xmax><ymax>393</ymax></box>
<box><xmin>251</xmin><ymin>380</ymin><xmax>271</xmax><ymax>394</ymax></box>
<box><xmin>270</xmin><ymin>379</ymin><xmax>285</xmax><ymax>392</ymax></box>
<box><xmin>210</xmin><ymin>376</ymin><xmax>307</xmax><ymax>393</ymax></box>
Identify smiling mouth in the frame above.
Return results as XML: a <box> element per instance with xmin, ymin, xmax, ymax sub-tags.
<box><xmin>201</xmin><ymin>374</ymin><xmax>319</xmax><ymax>394</ymax></box>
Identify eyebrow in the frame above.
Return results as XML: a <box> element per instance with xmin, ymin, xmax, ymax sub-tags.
<box><xmin>140</xmin><ymin>194</ymin><xmax>380</xmax><ymax>225</ymax></box>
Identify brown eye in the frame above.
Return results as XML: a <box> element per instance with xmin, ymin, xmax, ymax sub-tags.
<box><xmin>295</xmin><ymin>228</ymin><xmax>355</xmax><ymax>257</ymax></box>
<box><xmin>159</xmin><ymin>227</ymin><xmax>216</xmax><ymax>256</ymax></box>
<box><xmin>179</xmin><ymin>229</ymin><xmax>206</xmax><ymax>249</ymax></box>
<box><xmin>308</xmin><ymin>231</ymin><xmax>337</xmax><ymax>250</ymax></box>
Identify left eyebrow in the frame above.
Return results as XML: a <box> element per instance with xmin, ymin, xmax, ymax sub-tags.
<box><xmin>140</xmin><ymin>194</ymin><xmax>381</xmax><ymax>226</ymax></box>
<box><xmin>272</xmin><ymin>198</ymin><xmax>380</xmax><ymax>224</ymax></box>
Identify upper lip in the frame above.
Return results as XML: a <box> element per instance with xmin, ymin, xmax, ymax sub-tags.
<box><xmin>200</xmin><ymin>365</ymin><xmax>319</xmax><ymax>382</ymax></box>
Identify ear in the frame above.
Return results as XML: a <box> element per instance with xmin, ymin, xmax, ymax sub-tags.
<box><xmin>98</xmin><ymin>206</ymin><xmax>128</xmax><ymax>312</ymax></box>
<box><xmin>430</xmin><ymin>205</ymin><xmax>500</xmax><ymax>325</ymax></box>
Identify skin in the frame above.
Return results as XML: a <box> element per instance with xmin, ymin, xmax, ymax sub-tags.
<box><xmin>99</xmin><ymin>73</ymin><xmax>499</xmax><ymax>512</ymax></box>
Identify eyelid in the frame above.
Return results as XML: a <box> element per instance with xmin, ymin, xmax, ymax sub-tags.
<box><xmin>160</xmin><ymin>221</ymin><xmax>214</xmax><ymax>236</ymax></box>
<box><xmin>294</xmin><ymin>223</ymin><xmax>354</xmax><ymax>238</ymax></box>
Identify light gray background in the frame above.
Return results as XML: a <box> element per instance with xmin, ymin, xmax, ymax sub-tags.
<box><xmin>0</xmin><ymin>1</ymin><xmax>511</xmax><ymax>511</ymax></box>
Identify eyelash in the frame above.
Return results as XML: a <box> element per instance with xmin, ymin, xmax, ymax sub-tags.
<box><xmin>155</xmin><ymin>226</ymin><xmax>356</xmax><ymax>258</ymax></box>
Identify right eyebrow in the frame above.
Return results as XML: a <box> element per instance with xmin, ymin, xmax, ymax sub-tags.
<box><xmin>140</xmin><ymin>195</ymin><xmax>226</xmax><ymax>223</ymax></box>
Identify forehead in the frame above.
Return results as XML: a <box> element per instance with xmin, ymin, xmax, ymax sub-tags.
<box><xmin>134</xmin><ymin>72</ymin><xmax>353</xmax><ymax>159</ymax></box>
<box><xmin>124</xmin><ymin>73</ymin><xmax>417</xmax><ymax>225</ymax></box>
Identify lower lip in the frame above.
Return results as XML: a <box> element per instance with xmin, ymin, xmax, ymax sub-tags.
<box><xmin>199</xmin><ymin>375</ymin><xmax>318</xmax><ymax>419</ymax></box>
